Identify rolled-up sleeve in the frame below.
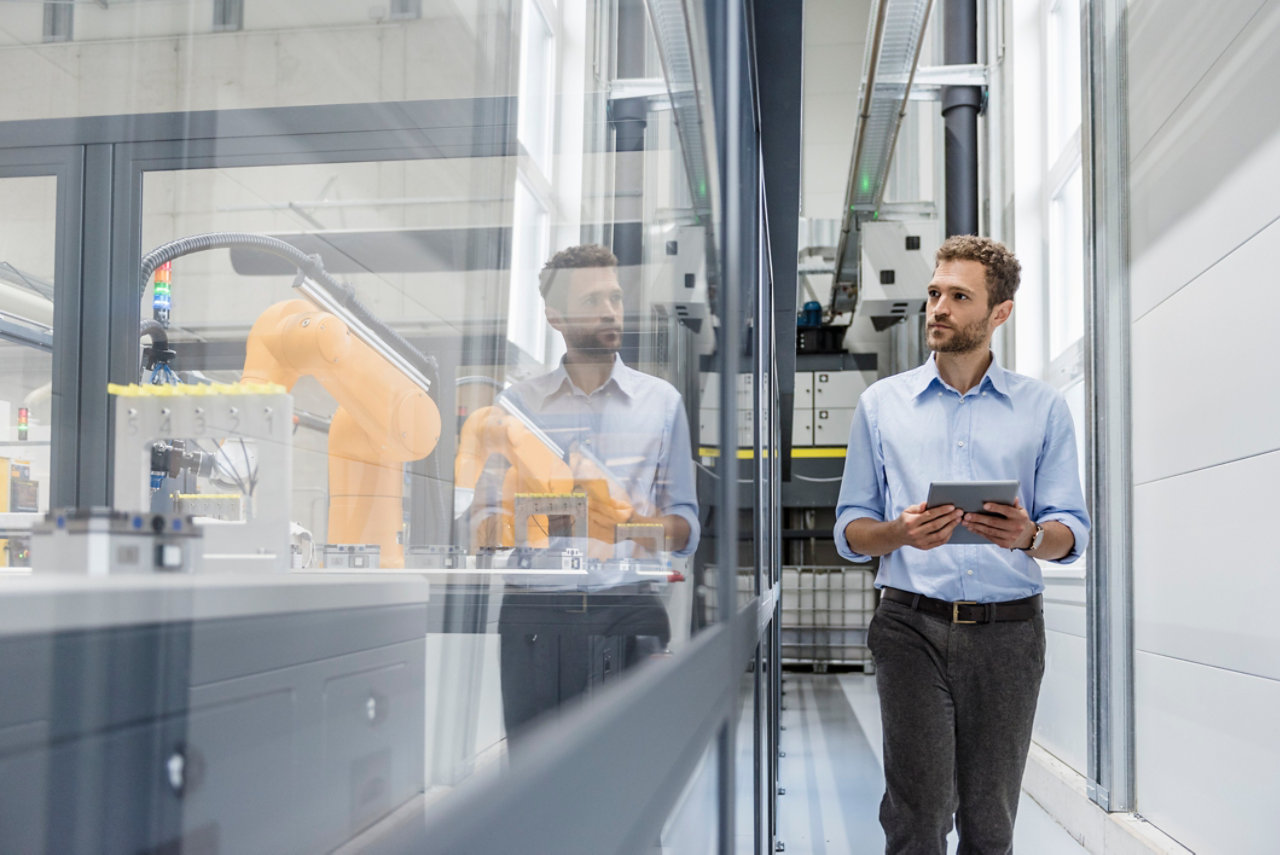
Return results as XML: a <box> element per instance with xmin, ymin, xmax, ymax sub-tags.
<box><xmin>833</xmin><ymin>396</ymin><xmax>883</xmax><ymax>563</ymax></box>
<box><xmin>659</xmin><ymin>397</ymin><xmax>701</xmax><ymax>558</ymax></box>
<box><xmin>1034</xmin><ymin>395</ymin><xmax>1091</xmax><ymax>563</ymax></box>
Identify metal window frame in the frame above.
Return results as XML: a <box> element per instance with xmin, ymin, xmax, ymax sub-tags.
<box><xmin>43</xmin><ymin>1</ymin><xmax>74</xmax><ymax>43</ymax></box>
<box><xmin>1081</xmin><ymin>0</ymin><xmax>1134</xmax><ymax>813</ymax></box>
<box><xmin>212</xmin><ymin>0</ymin><xmax>244</xmax><ymax>33</ymax></box>
<box><xmin>390</xmin><ymin>0</ymin><xmax>423</xmax><ymax>21</ymax></box>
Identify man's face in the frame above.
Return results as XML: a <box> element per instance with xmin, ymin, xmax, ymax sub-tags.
<box><xmin>925</xmin><ymin>259</ymin><xmax>1011</xmax><ymax>354</ymax></box>
<box><xmin>547</xmin><ymin>267</ymin><xmax>624</xmax><ymax>356</ymax></box>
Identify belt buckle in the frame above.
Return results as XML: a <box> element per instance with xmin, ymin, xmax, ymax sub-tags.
<box><xmin>952</xmin><ymin>601</ymin><xmax>978</xmax><ymax>625</ymax></box>
<box><xmin>568</xmin><ymin>592</ymin><xmax>589</xmax><ymax>614</ymax></box>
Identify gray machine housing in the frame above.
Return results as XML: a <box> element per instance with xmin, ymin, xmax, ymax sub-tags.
<box><xmin>31</xmin><ymin>507</ymin><xmax>203</xmax><ymax>575</ymax></box>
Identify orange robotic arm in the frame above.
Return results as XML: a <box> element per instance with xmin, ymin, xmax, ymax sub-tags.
<box><xmin>455</xmin><ymin>405</ymin><xmax>575</xmax><ymax>548</ymax></box>
<box><xmin>456</xmin><ymin>405</ymin><xmax>655</xmax><ymax>559</ymax></box>
<box><xmin>241</xmin><ymin>298</ymin><xmax>441</xmax><ymax>567</ymax></box>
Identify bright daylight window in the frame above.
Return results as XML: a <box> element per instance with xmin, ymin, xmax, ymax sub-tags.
<box><xmin>507</xmin><ymin>176</ymin><xmax>552</xmax><ymax>363</ymax></box>
<box><xmin>517</xmin><ymin>0</ymin><xmax>556</xmax><ymax>173</ymax></box>
<box><xmin>1045</xmin><ymin>0</ymin><xmax>1084</xmax><ymax>364</ymax></box>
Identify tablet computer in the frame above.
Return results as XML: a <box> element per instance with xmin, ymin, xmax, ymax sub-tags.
<box><xmin>926</xmin><ymin>480</ymin><xmax>1020</xmax><ymax>545</ymax></box>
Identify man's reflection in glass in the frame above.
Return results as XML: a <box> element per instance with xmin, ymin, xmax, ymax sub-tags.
<box><xmin>467</xmin><ymin>244</ymin><xmax>700</xmax><ymax>749</ymax></box>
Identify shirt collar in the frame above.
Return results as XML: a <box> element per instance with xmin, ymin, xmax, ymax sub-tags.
<box><xmin>540</xmin><ymin>353</ymin><xmax>636</xmax><ymax>405</ymax></box>
<box><xmin>911</xmin><ymin>352</ymin><xmax>1011</xmax><ymax>399</ymax></box>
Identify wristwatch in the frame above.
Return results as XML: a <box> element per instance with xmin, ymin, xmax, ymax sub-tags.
<box><xmin>1021</xmin><ymin>522</ymin><xmax>1045</xmax><ymax>553</ymax></box>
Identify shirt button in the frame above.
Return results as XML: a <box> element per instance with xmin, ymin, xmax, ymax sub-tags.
<box><xmin>967</xmin><ymin>570</ymin><xmax>974</xmax><ymax>576</ymax></box>
<box><xmin>957</xmin><ymin>440</ymin><xmax>965</xmax><ymax>447</ymax></box>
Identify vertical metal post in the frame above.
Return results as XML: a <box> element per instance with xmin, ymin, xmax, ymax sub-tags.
<box><xmin>983</xmin><ymin>0</ymin><xmax>1006</xmax><ymax>243</ymax></box>
<box><xmin>751</xmin><ymin>0</ymin><xmax>802</xmax><ymax>484</ymax></box>
<box><xmin>77</xmin><ymin>144</ymin><xmax>118</xmax><ymax>507</ymax></box>
<box><xmin>710</xmin><ymin>0</ymin><xmax>745</xmax><ymax>848</ymax></box>
<box><xmin>942</xmin><ymin>0</ymin><xmax>980</xmax><ymax>237</ymax></box>
<box><xmin>1081</xmin><ymin>0</ymin><xmax>1134</xmax><ymax>813</ymax></box>
<box><xmin>613</xmin><ymin>0</ymin><xmax>648</xmax><ymax>367</ymax></box>
<box><xmin>44</xmin><ymin>147</ymin><xmax>85</xmax><ymax>508</ymax></box>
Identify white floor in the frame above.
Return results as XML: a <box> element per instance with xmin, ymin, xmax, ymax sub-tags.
<box><xmin>770</xmin><ymin>672</ymin><xmax>1088</xmax><ymax>855</ymax></box>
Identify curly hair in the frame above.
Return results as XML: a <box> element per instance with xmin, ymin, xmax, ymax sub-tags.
<box><xmin>935</xmin><ymin>235</ymin><xmax>1021</xmax><ymax>307</ymax></box>
<box><xmin>538</xmin><ymin>244</ymin><xmax>618</xmax><ymax>309</ymax></box>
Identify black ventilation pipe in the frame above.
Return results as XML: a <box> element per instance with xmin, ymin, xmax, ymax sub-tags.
<box><xmin>942</xmin><ymin>0</ymin><xmax>980</xmax><ymax>237</ymax></box>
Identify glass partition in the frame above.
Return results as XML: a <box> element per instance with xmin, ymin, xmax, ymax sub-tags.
<box><xmin>0</xmin><ymin>175</ymin><xmax>57</xmax><ymax>570</ymax></box>
<box><xmin>0</xmin><ymin>1</ymin><xmax>737</xmax><ymax>851</ymax></box>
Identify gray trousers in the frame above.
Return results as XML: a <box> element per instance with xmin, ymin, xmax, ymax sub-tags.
<box><xmin>867</xmin><ymin>598</ymin><xmax>1046</xmax><ymax>855</ymax></box>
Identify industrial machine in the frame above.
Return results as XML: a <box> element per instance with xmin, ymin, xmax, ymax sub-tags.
<box><xmin>118</xmin><ymin>233</ymin><xmax>445</xmax><ymax>571</ymax></box>
<box><xmin>29</xmin><ymin>231</ymin><xmax>675</xmax><ymax>580</ymax></box>
<box><xmin>31</xmin><ymin>507</ymin><xmax>203</xmax><ymax>575</ymax></box>
<box><xmin>108</xmin><ymin>381</ymin><xmax>292</xmax><ymax>571</ymax></box>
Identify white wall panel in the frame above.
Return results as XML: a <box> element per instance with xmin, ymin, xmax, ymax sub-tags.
<box><xmin>1133</xmin><ymin>450</ymin><xmax>1280</xmax><ymax>680</ymax></box>
<box><xmin>1042</xmin><ymin>576</ymin><xmax>1086</xmax><ymax>637</ymax></box>
<box><xmin>1127</xmin><ymin>0</ymin><xmax>1268</xmax><ymax>157</ymax></box>
<box><xmin>1130</xmin><ymin>216</ymin><xmax>1280</xmax><ymax>484</ymax></box>
<box><xmin>1128</xmin><ymin>0</ymin><xmax>1280</xmax><ymax>318</ymax></box>
<box><xmin>1034</xmin><ymin>628</ymin><xmax>1088</xmax><ymax>776</ymax></box>
<box><xmin>0</xmin><ymin>5</ymin><xmax>42</xmax><ymax>48</ymax></box>
<box><xmin>1135</xmin><ymin>652</ymin><xmax>1280</xmax><ymax>855</ymax></box>
<box><xmin>1131</xmin><ymin>128</ymin><xmax>1280</xmax><ymax>322</ymax></box>
<box><xmin>1037</xmin><ymin>577</ymin><xmax>1087</xmax><ymax>776</ymax></box>
<box><xmin>1120</xmin><ymin>2</ymin><xmax>1280</xmax><ymax>849</ymax></box>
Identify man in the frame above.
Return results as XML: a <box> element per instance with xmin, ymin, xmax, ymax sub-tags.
<box><xmin>484</xmin><ymin>243</ymin><xmax>700</xmax><ymax>745</ymax></box>
<box><xmin>834</xmin><ymin>235</ymin><xmax>1090</xmax><ymax>854</ymax></box>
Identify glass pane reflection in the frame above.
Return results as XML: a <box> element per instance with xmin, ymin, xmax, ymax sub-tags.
<box><xmin>0</xmin><ymin>0</ymin><xmax>733</xmax><ymax>850</ymax></box>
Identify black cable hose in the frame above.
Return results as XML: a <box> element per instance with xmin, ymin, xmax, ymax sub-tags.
<box><xmin>140</xmin><ymin>232</ymin><xmax>439</xmax><ymax>387</ymax></box>
<box><xmin>139</xmin><ymin>319</ymin><xmax>168</xmax><ymax>350</ymax></box>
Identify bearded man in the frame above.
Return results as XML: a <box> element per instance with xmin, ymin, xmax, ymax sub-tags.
<box><xmin>834</xmin><ymin>235</ymin><xmax>1090</xmax><ymax>854</ymax></box>
<box><xmin>485</xmin><ymin>244</ymin><xmax>700</xmax><ymax>747</ymax></box>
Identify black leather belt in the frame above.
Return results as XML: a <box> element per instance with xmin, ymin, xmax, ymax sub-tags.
<box><xmin>881</xmin><ymin>586</ymin><xmax>1041</xmax><ymax>625</ymax></box>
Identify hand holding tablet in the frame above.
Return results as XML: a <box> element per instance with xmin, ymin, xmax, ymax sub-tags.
<box><xmin>925</xmin><ymin>481</ymin><xmax>1020</xmax><ymax>545</ymax></box>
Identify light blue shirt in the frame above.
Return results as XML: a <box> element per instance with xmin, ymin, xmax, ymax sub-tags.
<box><xmin>498</xmin><ymin>354</ymin><xmax>701</xmax><ymax>559</ymax></box>
<box><xmin>833</xmin><ymin>352</ymin><xmax>1090</xmax><ymax>603</ymax></box>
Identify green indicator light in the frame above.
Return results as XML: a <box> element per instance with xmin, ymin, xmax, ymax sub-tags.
<box><xmin>873</xmin><ymin>210</ymin><xmax>880</xmax><ymax>220</ymax></box>
<box><xmin>860</xmin><ymin>175</ymin><xmax>871</xmax><ymax>193</ymax></box>
<box><xmin>699</xmin><ymin>180</ymin><xmax>707</xmax><ymax>197</ymax></box>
